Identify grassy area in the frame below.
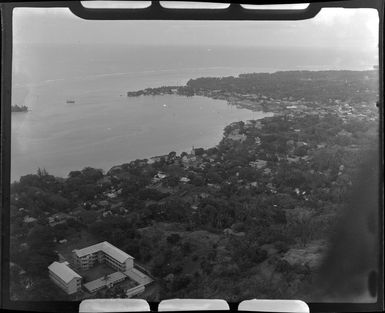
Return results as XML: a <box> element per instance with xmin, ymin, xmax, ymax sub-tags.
<box><xmin>79</xmin><ymin>263</ymin><xmax>116</xmax><ymax>283</ymax></box>
<box><xmin>117</xmin><ymin>277</ymin><xmax>139</xmax><ymax>290</ymax></box>
<box><xmin>138</xmin><ymin>222</ymin><xmax>224</xmax><ymax>278</ymax></box>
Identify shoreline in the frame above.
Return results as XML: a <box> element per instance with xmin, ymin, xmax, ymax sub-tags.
<box><xmin>9</xmin><ymin>69</ymin><xmax>379</xmax><ymax>301</ymax></box>
<box><xmin>12</xmin><ymin>69</ymin><xmax>378</xmax><ymax>181</ymax></box>
<box><xmin>11</xmin><ymin>94</ymin><xmax>272</xmax><ymax>182</ymax></box>
<box><xmin>127</xmin><ymin>69</ymin><xmax>379</xmax><ymax>114</ymax></box>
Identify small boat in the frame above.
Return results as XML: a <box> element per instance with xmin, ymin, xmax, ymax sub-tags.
<box><xmin>66</xmin><ymin>100</ymin><xmax>75</xmax><ymax>104</ymax></box>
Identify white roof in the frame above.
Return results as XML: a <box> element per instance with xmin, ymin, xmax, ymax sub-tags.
<box><xmin>73</xmin><ymin>241</ymin><xmax>133</xmax><ymax>263</ymax></box>
<box><xmin>48</xmin><ymin>261</ymin><xmax>81</xmax><ymax>283</ymax></box>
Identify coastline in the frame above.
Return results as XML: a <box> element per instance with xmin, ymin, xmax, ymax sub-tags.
<box><xmin>9</xmin><ymin>69</ymin><xmax>379</xmax><ymax>301</ymax></box>
<box><xmin>127</xmin><ymin>69</ymin><xmax>379</xmax><ymax>115</ymax></box>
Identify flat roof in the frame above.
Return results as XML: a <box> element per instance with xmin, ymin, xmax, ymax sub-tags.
<box><xmin>83</xmin><ymin>271</ymin><xmax>127</xmax><ymax>293</ymax></box>
<box><xmin>48</xmin><ymin>261</ymin><xmax>81</xmax><ymax>283</ymax></box>
<box><xmin>73</xmin><ymin>241</ymin><xmax>134</xmax><ymax>263</ymax></box>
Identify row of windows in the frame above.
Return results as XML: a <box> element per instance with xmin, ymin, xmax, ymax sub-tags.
<box><xmin>74</xmin><ymin>252</ymin><xmax>127</xmax><ymax>270</ymax></box>
<box><xmin>107</xmin><ymin>260</ymin><xmax>125</xmax><ymax>270</ymax></box>
<box><xmin>105</xmin><ymin>254</ymin><xmax>123</xmax><ymax>263</ymax></box>
<box><xmin>105</xmin><ymin>255</ymin><xmax>126</xmax><ymax>267</ymax></box>
<box><xmin>86</xmin><ymin>277</ymin><xmax>126</xmax><ymax>293</ymax></box>
<box><xmin>106</xmin><ymin>258</ymin><xmax>124</xmax><ymax>268</ymax></box>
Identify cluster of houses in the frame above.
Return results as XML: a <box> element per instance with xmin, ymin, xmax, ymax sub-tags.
<box><xmin>16</xmin><ymin>207</ymin><xmax>75</xmax><ymax>229</ymax></box>
<box><xmin>195</xmin><ymin>86</ymin><xmax>377</xmax><ymax>126</ymax></box>
<box><xmin>15</xmin><ymin>100</ymin><xmax>356</xmax><ymax>238</ymax></box>
<box><xmin>48</xmin><ymin>212</ymin><xmax>73</xmax><ymax>227</ymax></box>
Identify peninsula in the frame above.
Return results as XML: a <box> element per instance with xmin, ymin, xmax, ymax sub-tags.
<box><xmin>127</xmin><ymin>70</ymin><xmax>378</xmax><ymax>116</ymax></box>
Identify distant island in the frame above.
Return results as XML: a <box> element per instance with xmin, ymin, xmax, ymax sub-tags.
<box><xmin>11</xmin><ymin>104</ymin><xmax>28</xmax><ymax>112</ymax></box>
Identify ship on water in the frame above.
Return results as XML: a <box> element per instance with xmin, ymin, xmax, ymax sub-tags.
<box><xmin>66</xmin><ymin>100</ymin><xmax>75</xmax><ymax>104</ymax></box>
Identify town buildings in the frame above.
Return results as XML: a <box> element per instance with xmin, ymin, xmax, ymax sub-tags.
<box><xmin>48</xmin><ymin>242</ymin><xmax>151</xmax><ymax>296</ymax></box>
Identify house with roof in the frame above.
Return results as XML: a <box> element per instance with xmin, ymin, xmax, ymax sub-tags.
<box><xmin>48</xmin><ymin>212</ymin><xmax>72</xmax><ymax>227</ymax></box>
<box><xmin>180</xmin><ymin>177</ymin><xmax>190</xmax><ymax>183</ymax></box>
<box><xmin>48</xmin><ymin>261</ymin><xmax>82</xmax><ymax>295</ymax></box>
<box><xmin>23</xmin><ymin>216</ymin><xmax>37</xmax><ymax>224</ymax></box>
<box><xmin>152</xmin><ymin>172</ymin><xmax>167</xmax><ymax>183</ymax></box>
<box><xmin>181</xmin><ymin>154</ymin><xmax>197</xmax><ymax>166</ymax></box>
<box><xmin>249</xmin><ymin>159</ymin><xmax>267</xmax><ymax>169</ymax></box>
<box><xmin>148</xmin><ymin>155</ymin><xmax>165</xmax><ymax>165</ymax></box>
<box><xmin>226</xmin><ymin>129</ymin><xmax>247</xmax><ymax>143</ymax></box>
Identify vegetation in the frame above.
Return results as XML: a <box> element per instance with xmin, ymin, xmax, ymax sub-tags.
<box><xmin>10</xmin><ymin>70</ymin><xmax>379</xmax><ymax>301</ymax></box>
<box><xmin>11</xmin><ymin>104</ymin><xmax>28</xmax><ymax>112</ymax></box>
<box><xmin>185</xmin><ymin>70</ymin><xmax>378</xmax><ymax>103</ymax></box>
<box><xmin>127</xmin><ymin>70</ymin><xmax>378</xmax><ymax>105</ymax></box>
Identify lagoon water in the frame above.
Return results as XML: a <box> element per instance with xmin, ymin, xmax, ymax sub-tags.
<box><xmin>12</xmin><ymin>42</ymin><xmax>370</xmax><ymax>181</ymax></box>
<box><xmin>11</xmin><ymin>63</ymin><xmax>272</xmax><ymax>181</ymax></box>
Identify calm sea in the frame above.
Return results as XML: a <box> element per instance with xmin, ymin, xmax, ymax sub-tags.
<box><xmin>11</xmin><ymin>44</ymin><xmax>372</xmax><ymax>181</ymax></box>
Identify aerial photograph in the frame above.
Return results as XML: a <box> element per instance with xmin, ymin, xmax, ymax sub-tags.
<box><xmin>10</xmin><ymin>5</ymin><xmax>379</xmax><ymax>303</ymax></box>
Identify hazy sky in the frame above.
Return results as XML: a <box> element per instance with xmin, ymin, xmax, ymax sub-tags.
<box><xmin>13</xmin><ymin>5</ymin><xmax>378</xmax><ymax>53</ymax></box>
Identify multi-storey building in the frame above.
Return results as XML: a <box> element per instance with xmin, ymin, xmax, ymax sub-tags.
<box><xmin>48</xmin><ymin>261</ymin><xmax>82</xmax><ymax>295</ymax></box>
<box><xmin>72</xmin><ymin>241</ymin><xmax>134</xmax><ymax>272</ymax></box>
<box><xmin>48</xmin><ymin>242</ymin><xmax>149</xmax><ymax>296</ymax></box>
